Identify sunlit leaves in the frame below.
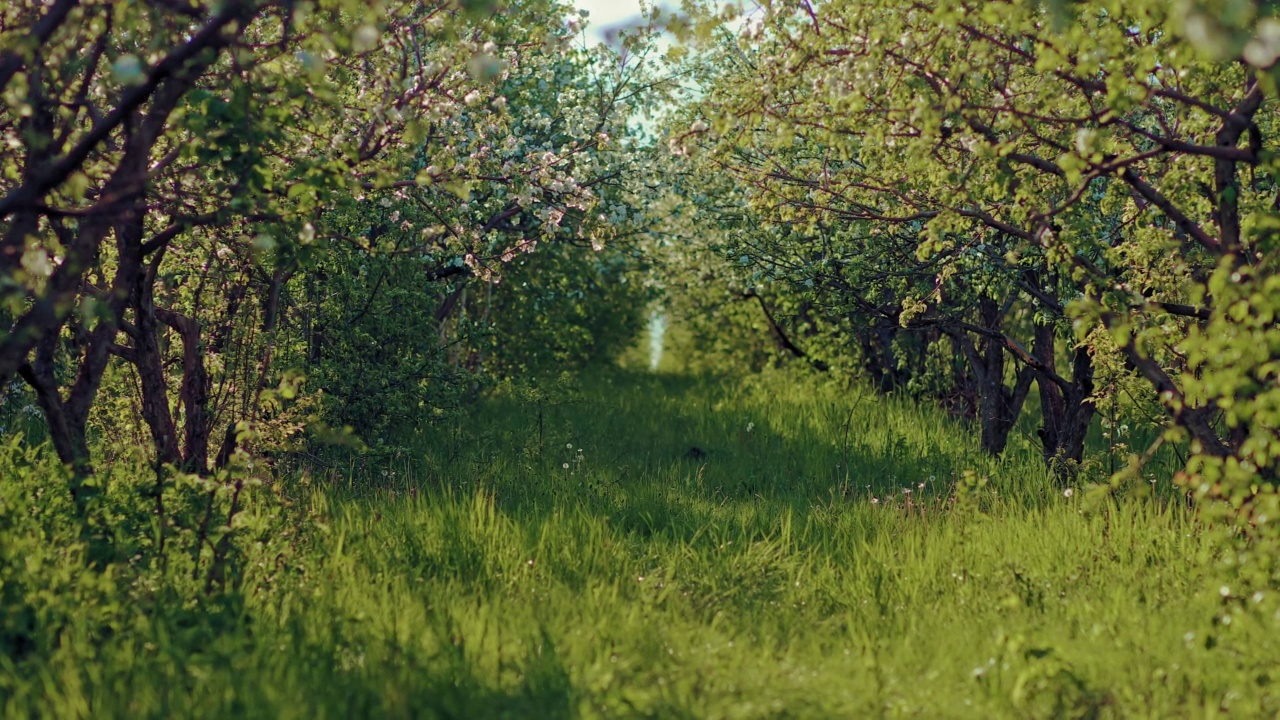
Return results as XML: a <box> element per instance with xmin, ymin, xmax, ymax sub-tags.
<box><xmin>663</xmin><ymin>0</ymin><xmax>1280</xmax><ymax>496</ymax></box>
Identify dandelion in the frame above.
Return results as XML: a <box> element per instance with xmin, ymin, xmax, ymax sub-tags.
<box><xmin>566</xmin><ymin>443</ymin><xmax>573</xmax><ymax>449</ymax></box>
<box><xmin>562</xmin><ymin>463</ymin><xmax>569</xmax><ymax>469</ymax></box>
<box><xmin>746</xmin><ymin>422</ymin><xmax>755</xmax><ymax>433</ymax></box>
<box><xmin>1063</xmin><ymin>487</ymin><xmax>1075</xmax><ymax>498</ymax></box>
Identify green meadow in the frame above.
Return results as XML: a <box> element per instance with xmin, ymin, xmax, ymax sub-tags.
<box><xmin>4</xmin><ymin>369</ymin><xmax>1273</xmax><ymax>718</ymax></box>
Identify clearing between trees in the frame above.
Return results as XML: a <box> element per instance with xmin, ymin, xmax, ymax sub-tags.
<box><xmin>3</xmin><ymin>369</ymin><xmax>1269</xmax><ymax>718</ymax></box>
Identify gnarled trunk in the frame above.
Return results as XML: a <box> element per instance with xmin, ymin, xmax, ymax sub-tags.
<box><xmin>950</xmin><ymin>298</ymin><xmax>1035</xmax><ymax>456</ymax></box>
<box><xmin>1033</xmin><ymin>323</ymin><xmax>1095</xmax><ymax>474</ymax></box>
<box><xmin>132</xmin><ymin>251</ymin><xmax>182</xmax><ymax>468</ymax></box>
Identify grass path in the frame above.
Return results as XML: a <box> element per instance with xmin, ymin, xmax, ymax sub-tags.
<box><xmin>7</xmin><ymin>370</ymin><xmax>1276</xmax><ymax>718</ymax></box>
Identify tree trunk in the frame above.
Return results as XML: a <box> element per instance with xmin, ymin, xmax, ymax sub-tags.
<box><xmin>14</xmin><ymin>130</ymin><xmax>146</xmax><ymax>486</ymax></box>
<box><xmin>5</xmin><ymin>66</ymin><xmax>218</xmax><ymax>476</ymax></box>
<box><xmin>950</xmin><ymin>298</ymin><xmax>1034</xmax><ymax>456</ymax></box>
<box><xmin>133</xmin><ymin>252</ymin><xmax>183</xmax><ymax>468</ymax></box>
<box><xmin>156</xmin><ymin>308</ymin><xmax>211</xmax><ymax>473</ymax></box>
<box><xmin>946</xmin><ymin>334</ymin><xmax>979</xmax><ymax>419</ymax></box>
<box><xmin>18</xmin><ymin>337</ymin><xmax>92</xmax><ymax>479</ymax></box>
<box><xmin>1033</xmin><ymin>323</ymin><xmax>1095</xmax><ymax>473</ymax></box>
<box><xmin>860</xmin><ymin>326</ymin><xmax>902</xmax><ymax>393</ymax></box>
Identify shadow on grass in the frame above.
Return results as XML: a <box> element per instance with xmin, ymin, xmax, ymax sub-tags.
<box><xmin>311</xmin><ymin>367</ymin><xmax>1064</xmax><ymax>567</ymax></box>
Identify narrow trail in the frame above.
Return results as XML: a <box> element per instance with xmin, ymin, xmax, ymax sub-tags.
<box><xmin>0</xmin><ymin>369</ymin><xmax>1249</xmax><ymax>717</ymax></box>
<box><xmin>275</xmin><ymin>370</ymin><xmax>1229</xmax><ymax>718</ymax></box>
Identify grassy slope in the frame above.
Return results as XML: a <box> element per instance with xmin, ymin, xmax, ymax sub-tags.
<box><xmin>4</xmin><ymin>369</ymin><xmax>1274</xmax><ymax>718</ymax></box>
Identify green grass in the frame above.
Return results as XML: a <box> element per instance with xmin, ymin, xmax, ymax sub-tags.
<box><xmin>3</xmin><ymin>368</ymin><xmax>1277</xmax><ymax>717</ymax></box>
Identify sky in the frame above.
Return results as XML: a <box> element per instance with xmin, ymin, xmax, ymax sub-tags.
<box><xmin>572</xmin><ymin>1</ymin><xmax>755</xmax><ymax>49</ymax></box>
<box><xmin>573</xmin><ymin>0</ymin><xmax>655</xmax><ymax>45</ymax></box>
